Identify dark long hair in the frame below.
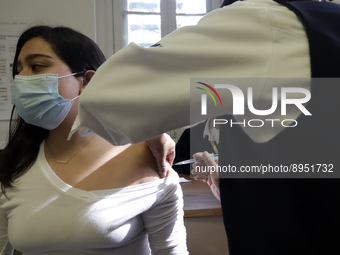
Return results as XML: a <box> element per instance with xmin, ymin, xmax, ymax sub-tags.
<box><xmin>0</xmin><ymin>26</ymin><xmax>106</xmax><ymax>193</ymax></box>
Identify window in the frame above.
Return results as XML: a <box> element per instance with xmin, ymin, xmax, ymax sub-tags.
<box><xmin>93</xmin><ymin>0</ymin><xmax>223</xmax><ymax>141</ymax></box>
<box><xmin>112</xmin><ymin>0</ymin><xmax>223</xmax><ymax>51</ymax></box>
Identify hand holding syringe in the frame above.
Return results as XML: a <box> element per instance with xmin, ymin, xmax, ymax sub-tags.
<box><xmin>174</xmin><ymin>154</ymin><xmax>219</xmax><ymax>165</ymax></box>
<box><xmin>188</xmin><ymin>152</ymin><xmax>220</xmax><ymax>201</ymax></box>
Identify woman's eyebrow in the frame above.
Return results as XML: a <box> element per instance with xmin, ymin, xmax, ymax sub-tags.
<box><xmin>25</xmin><ymin>53</ymin><xmax>53</xmax><ymax>62</ymax></box>
<box><xmin>16</xmin><ymin>54</ymin><xmax>53</xmax><ymax>69</ymax></box>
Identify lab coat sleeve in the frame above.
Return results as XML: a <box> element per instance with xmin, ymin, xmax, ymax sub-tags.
<box><xmin>73</xmin><ymin>1</ymin><xmax>309</xmax><ymax>145</ymax></box>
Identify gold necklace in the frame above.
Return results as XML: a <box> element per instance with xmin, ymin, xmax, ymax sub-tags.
<box><xmin>55</xmin><ymin>137</ymin><xmax>94</xmax><ymax>164</ymax></box>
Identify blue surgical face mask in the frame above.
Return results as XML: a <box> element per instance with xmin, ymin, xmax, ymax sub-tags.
<box><xmin>12</xmin><ymin>72</ymin><xmax>82</xmax><ymax>130</ymax></box>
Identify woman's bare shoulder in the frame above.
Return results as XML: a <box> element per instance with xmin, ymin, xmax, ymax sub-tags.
<box><xmin>74</xmin><ymin>141</ymin><xmax>174</xmax><ymax>191</ymax></box>
<box><xmin>93</xmin><ymin>142</ymin><xmax>174</xmax><ymax>189</ymax></box>
<box><xmin>118</xmin><ymin>142</ymin><xmax>173</xmax><ymax>185</ymax></box>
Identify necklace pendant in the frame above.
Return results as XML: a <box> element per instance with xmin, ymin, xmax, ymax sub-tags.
<box><xmin>56</xmin><ymin>160</ymin><xmax>68</xmax><ymax>164</ymax></box>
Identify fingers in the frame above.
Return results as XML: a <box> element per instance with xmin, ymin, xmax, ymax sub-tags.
<box><xmin>191</xmin><ymin>151</ymin><xmax>211</xmax><ymax>177</ymax></box>
<box><xmin>202</xmin><ymin>151</ymin><xmax>217</xmax><ymax>167</ymax></box>
<box><xmin>146</xmin><ymin>133</ymin><xmax>176</xmax><ymax>178</ymax></box>
<box><xmin>192</xmin><ymin>151</ymin><xmax>216</xmax><ymax>168</ymax></box>
<box><xmin>191</xmin><ymin>151</ymin><xmax>221</xmax><ymax>201</ymax></box>
<box><xmin>193</xmin><ymin>152</ymin><xmax>203</xmax><ymax>158</ymax></box>
<box><xmin>191</xmin><ymin>151</ymin><xmax>220</xmax><ymax>178</ymax></box>
<box><xmin>166</xmin><ymin>147</ymin><xmax>176</xmax><ymax>167</ymax></box>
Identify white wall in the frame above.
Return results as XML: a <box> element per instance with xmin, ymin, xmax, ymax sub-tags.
<box><xmin>1</xmin><ymin>0</ymin><xmax>96</xmax><ymax>39</ymax></box>
<box><xmin>0</xmin><ymin>0</ymin><xmax>103</xmax><ymax>148</ymax></box>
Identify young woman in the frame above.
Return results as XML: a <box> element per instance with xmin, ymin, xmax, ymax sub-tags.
<box><xmin>0</xmin><ymin>26</ymin><xmax>188</xmax><ymax>255</ymax></box>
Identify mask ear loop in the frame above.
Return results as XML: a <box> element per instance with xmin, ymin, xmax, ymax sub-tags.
<box><xmin>61</xmin><ymin>71</ymin><xmax>85</xmax><ymax>101</ymax></box>
<box><xmin>62</xmin><ymin>71</ymin><xmax>86</xmax><ymax>101</ymax></box>
<box><xmin>58</xmin><ymin>71</ymin><xmax>85</xmax><ymax>79</ymax></box>
<box><xmin>71</xmin><ymin>95</ymin><xmax>80</xmax><ymax>101</ymax></box>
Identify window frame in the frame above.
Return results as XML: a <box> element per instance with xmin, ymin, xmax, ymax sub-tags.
<box><xmin>94</xmin><ymin>0</ymin><xmax>223</xmax><ymax>57</ymax></box>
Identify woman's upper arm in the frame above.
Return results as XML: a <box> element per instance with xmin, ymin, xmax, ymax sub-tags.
<box><xmin>142</xmin><ymin>175</ymin><xmax>188</xmax><ymax>255</ymax></box>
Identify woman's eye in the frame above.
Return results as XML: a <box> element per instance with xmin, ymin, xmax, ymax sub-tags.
<box><xmin>31</xmin><ymin>64</ymin><xmax>45</xmax><ymax>71</ymax></box>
